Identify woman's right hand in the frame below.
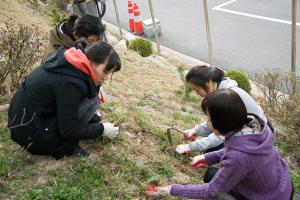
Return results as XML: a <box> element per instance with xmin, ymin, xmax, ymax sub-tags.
<box><xmin>191</xmin><ymin>154</ymin><xmax>208</xmax><ymax>168</ymax></box>
<box><xmin>176</xmin><ymin>144</ymin><xmax>191</xmax><ymax>155</ymax></box>
<box><xmin>103</xmin><ymin>123</ymin><xmax>119</xmax><ymax>139</ymax></box>
<box><xmin>145</xmin><ymin>185</ymin><xmax>171</xmax><ymax>196</ymax></box>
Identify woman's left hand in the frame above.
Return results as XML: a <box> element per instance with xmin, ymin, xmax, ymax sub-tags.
<box><xmin>145</xmin><ymin>185</ymin><xmax>171</xmax><ymax>196</ymax></box>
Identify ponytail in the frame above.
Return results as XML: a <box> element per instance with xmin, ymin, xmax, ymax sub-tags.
<box><xmin>74</xmin><ymin>39</ymin><xmax>88</xmax><ymax>52</ymax></box>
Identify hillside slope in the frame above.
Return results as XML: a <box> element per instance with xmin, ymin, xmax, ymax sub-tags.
<box><xmin>0</xmin><ymin>1</ymin><xmax>206</xmax><ymax>199</ymax></box>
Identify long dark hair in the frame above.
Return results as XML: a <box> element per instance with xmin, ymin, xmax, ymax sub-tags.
<box><xmin>186</xmin><ymin>65</ymin><xmax>224</xmax><ymax>92</ymax></box>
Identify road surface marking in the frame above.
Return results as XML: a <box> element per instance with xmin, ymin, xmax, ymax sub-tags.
<box><xmin>213</xmin><ymin>0</ymin><xmax>300</xmax><ymax>26</ymax></box>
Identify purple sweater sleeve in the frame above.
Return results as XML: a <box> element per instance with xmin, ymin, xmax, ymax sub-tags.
<box><xmin>170</xmin><ymin>152</ymin><xmax>248</xmax><ymax>199</ymax></box>
<box><xmin>204</xmin><ymin>149</ymin><xmax>224</xmax><ymax>165</ymax></box>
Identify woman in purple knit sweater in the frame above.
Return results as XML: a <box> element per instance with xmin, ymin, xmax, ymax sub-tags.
<box><xmin>147</xmin><ymin>89</ymin><xmax>293</xmax><ymax>200</ymax></box>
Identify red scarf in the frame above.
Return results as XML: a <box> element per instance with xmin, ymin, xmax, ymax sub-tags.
<box><xmin>64</xmin><ymin>47</ymin><xmax>97</xmax><ymax>84</ymax></box>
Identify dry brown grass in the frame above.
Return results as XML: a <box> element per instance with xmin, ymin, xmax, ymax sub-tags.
<box><xmin>0</xmin><ymin>45</ymin><xmax>206</xmax><ymax>199</ymax></box>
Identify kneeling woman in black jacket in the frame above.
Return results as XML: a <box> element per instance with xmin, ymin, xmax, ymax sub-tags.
<box><xmin>8</xmin><ymin>41</ymin><xmax>121</xmax><ymax>159</ymax></box>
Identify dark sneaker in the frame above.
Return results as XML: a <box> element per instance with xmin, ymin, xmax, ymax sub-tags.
<box><xmin>72</xmin><ymin>146</ymin><xmax>90</xmax><ymax>157</ymax></box>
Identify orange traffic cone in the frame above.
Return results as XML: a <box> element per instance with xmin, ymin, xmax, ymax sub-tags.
<box><xmin>133</xmin><ymin>3</ymin><xmax>144</xmax><ymax>35</ymax></box>
<box><xmin>128</xmin><ymin>1</ymin><xmax>134</xmax><ymax>32</ymax></box>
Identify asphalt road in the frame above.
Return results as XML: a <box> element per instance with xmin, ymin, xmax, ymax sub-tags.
<box><xmin>103</xmin><ymin>0</ymin><xmax>300</xmax><ymax>75</ymax></box>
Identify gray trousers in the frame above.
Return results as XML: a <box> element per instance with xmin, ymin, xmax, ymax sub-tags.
<box><xmin>78</xmin><ymin>96</ymin><xmax>99</xmax><ymax>124</ymax></box>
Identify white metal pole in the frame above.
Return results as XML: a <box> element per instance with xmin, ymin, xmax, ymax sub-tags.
<box><xmin>148</xmin><ymin>0</ymin><xmax>161</xmax><ymax>55</ymax></box>
<box><xmin>203</xmin><ymin>0</ymin><xmax>213</xmax><ymax>67</ymax></box>
<box><xmin>112</xmin><ymin>0</ymin><xmax>123</xmax><ymax>39</ymax></box>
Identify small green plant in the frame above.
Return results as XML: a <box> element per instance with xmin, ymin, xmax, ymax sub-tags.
<box><xmin>25</xmin><ymin>188</ymin><xmax>47</xmax><ymax>200</ymax></box>
<box><xmin>156</xmin><ymin>161</ymin><xmax>174</xmax><ymax>178</ymax></box>
<box><xmin>128</xmin><ymin>38</ymin><xmax>153</xmax><ymax>57</ymax></box>
<box><xmin>124</xmin><ymin>105</ymin><xmax>154</xmax><ymax>133</ymax></box>
<box><xmin>50</xmin><ymin>8</ymin><xmax>66</xmax><ymax>24</ymax></box>
<box><xmin>227</xmin><ymin>70</ymin><xmax>251</xmax><ymax>93</ymax></box>
<box><xmin>152</xmin><ymin>127</ymin><xmax>168</xmax><ymax>145</ymax></box>
<box><xmin>0</xmin><ymin>154</ymin><xmax>11</xmax><ymax>180</ymax></box>
<box><xmin>26</xmin><ymin>0</ymin><xmax>39</xmax><ymax>8</ymax></box>
<box><xmin>176</xmin><ymin>64</ymin><xmax>192</xmax><ymax>98</ymax></box>
<box><xmin>52</xmin><ymin>184</ymin><xmax>85</xmax><ymax>200</ymax></box>
<box><xmin>181</xmin><ymin>106</ymin><xmax>187</xmax><ymax>112</ymax></box>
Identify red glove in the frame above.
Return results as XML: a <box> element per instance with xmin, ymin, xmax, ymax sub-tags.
<box><xmin>183</xmin><ymin>128</ymin><xmax>197</xmax><ymax>141</ymax></box>
<box><xmin>191</xmin><ymin>155</ymin><xmax>208</xmax><ymax>169</ymax></box>
<box><xmin>147</xmin><ymin>184</ymin><xmax>158</xmax><ymax>192</ymax></box>
<box><xmin>146</xmin><ymin>184</ymin><xmax>171</xmax><ymax>196</ymax></box>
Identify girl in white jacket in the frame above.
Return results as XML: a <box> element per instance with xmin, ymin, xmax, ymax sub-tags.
<box><xmin>176</xmin><ymin>65</ymin><xmax>271</xmax><ymax>155</ymax></box>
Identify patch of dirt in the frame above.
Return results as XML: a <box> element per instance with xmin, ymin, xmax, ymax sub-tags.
<box><xmin>1</xmin><ymin>1</ymin><xmax>205</xmax><ymax>197</ymax></box>
<box><xmin>87</xmin><ymin>47</ymin><xmax>205</xmax><ymax>182</ymax></box>
<box><xmin>0</xmin><ymin>0</ymin><xmax>51</xmax><ymax>33</ymax></box>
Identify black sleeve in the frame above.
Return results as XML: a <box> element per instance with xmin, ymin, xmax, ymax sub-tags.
<box><xmin>55</xmin><ymin>81</ymin><xmax>104</xmax><ymax>140</ymax></box>
<box><xmin>89</xmin><ymin>114</ymin><xmax>101</xmax><ymax>123</ymax></box>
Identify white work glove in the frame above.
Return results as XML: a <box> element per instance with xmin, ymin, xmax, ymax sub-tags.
<box><xmin>146</xmin><ymin>185</ymin><xmax>171</xmax><ymax>196</ymax></box>
<box><xmin>98</xmin><ymin>87</ymin><xmax>105</xmax><ymax>104</ymax></box>
<box><xmin>102</xmin><ymin>123</ymin><xmax>119</xmax><ymax>139</ymax></box>
<box><xmin>176</xmin><ymin>144</ymin><xmax>191</xmax><ymax>155</ymax></box>
<box><xmin>191</xmin><ymin>154</ymin><xmax>208</xmax><ymax>168</ymax></box>
<box><xmin>183</xmin><ymin>128</ymin><xmax>196</xmax><ymax>141</ymax></box>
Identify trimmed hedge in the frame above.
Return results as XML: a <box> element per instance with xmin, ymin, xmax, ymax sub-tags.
<box><xmin>227</xmin><ymin>70</ymin><xmax>251</xmax><ymax>93</ymax></box>
<box><xmin>128</xmin><ymin>38</ymin><xmax>153</xmax><ymax>57</ymax></box>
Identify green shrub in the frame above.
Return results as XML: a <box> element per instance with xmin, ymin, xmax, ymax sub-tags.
<box><xmin>128</xmin><ymin>38</ymin><xmax>153</xmax><ymax>57</ymax></box>
<box><xmin>0</xmin><ymin>20</ymin><xmax>46</xmax><ymax>91</ymax></box>
<box><xmin>227</xmin><ymin>70</ymin><xmax>251</xmax><ymax>93</ymax></box>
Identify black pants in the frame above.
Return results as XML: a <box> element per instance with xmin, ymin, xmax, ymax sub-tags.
<box><xmin>203</xmin><ymin>143</ymin><xmax>225</xmax><ymax>154</ymax></box>
<box><xmin>25</xmin><ymin>97</ymin><xmax>99</xmax><ymax>159</ymax></box>
<box><xmin>267</xmin><ymin>118</ymin><xmax>275</xmax><ymax>133</ymax></box>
